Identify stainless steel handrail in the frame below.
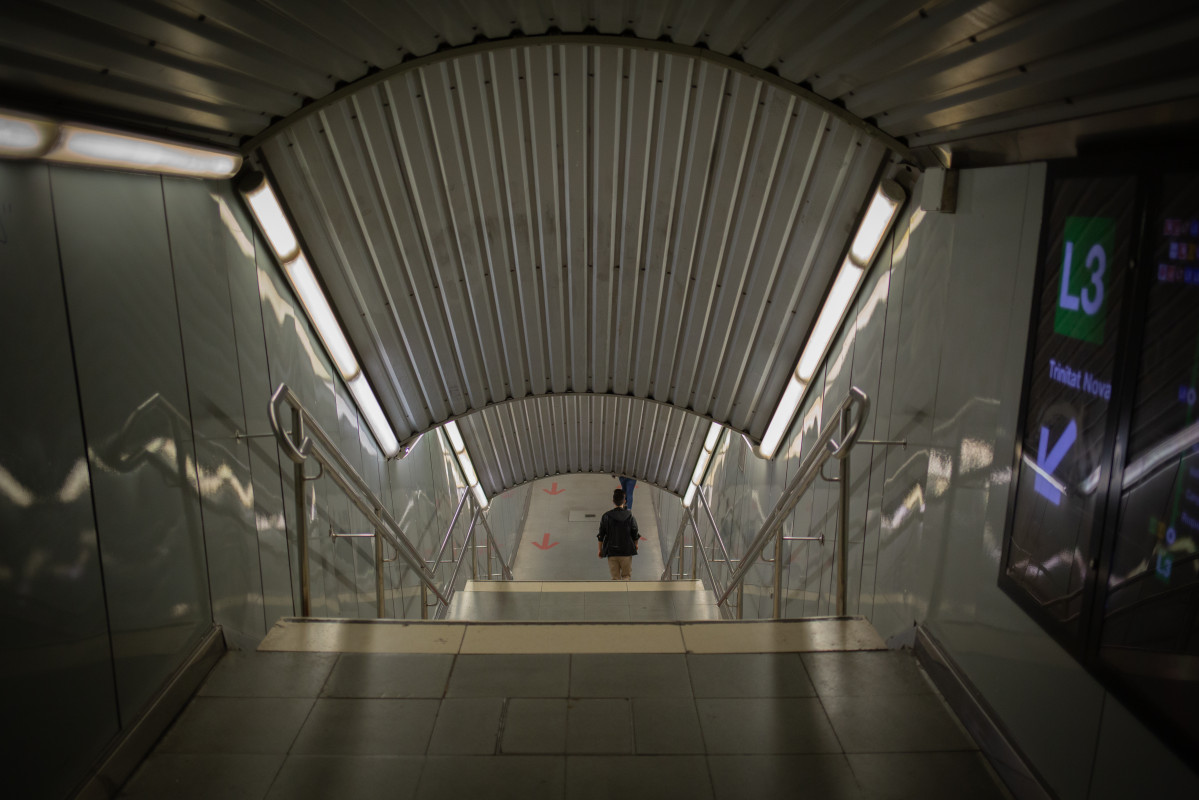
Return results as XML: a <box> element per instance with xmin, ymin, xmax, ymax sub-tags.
<box><xmin>686</xmin><ymin>511</ymin><xmax>732</xmax><ymax>620</ymax></box>
<box><xmin>695</xmin><ymin>486</ymin><xmax>735</xmax><ymax>569</ymax></box>
<box><xmin>430</xmin><ymin>489</ymin><xmax>473</xmax><ymax>576</ymax></box>
<box><xmin>714</xmin><ymin>387</ymin><xmax>870</xmax><ymax>615</ymax></box>
<box><xmin>269</xmin><ymin>383</ymin><xmax>454</xmax><ymax>615</ymax></box>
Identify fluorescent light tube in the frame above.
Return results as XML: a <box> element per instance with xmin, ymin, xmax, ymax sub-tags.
<box><xmin>244</xmin><ymin>177</ymin><xmax>301</xmax><ymax>263</ymax></box>
<box><xmin>796</xmin><ymin>260</ymin><xmax>863</xmax><ymax>382</ymax></box>
<box><xmin>690</xmin><ymin>454</ymin><xmax>709</xmax><ymax>488</ymax></box>
<box><xmin>703</xmin><ymin>421</ymin><xmax>722</xmax><ymax>453</ymax></box>
<box><xmin>849</xmin><ymin>179</ymin><xmax>903</xmax><ymax>267</ymax></box>
<box><xmin>471</xmin><ymin>482</ymin><xmax>489</xmax><ymax>509</ymax></box>
<box><xmin>683</xmin><ymin>482</ymin><xmax>697</xmax><ymax>507</ymax></box>
<box><xmin>759</xmin><ymin>374</ymin><xmax>806</xmax><ymax>459</ymax></box>
<box><xmin>458</xmin><ymin>451</ymin><xmax>479</xmax><ymax>487</ymax></box>
<box><xmin>347</xmin><ymin>374</ymin><xmax>400</xmax><ymax>458</ymax></box>
<box><xmin>52</xmin><ymin>125</ymin><xmax>240</xmax><ymax>179</ymax></box>
<box><xmin>0</xmin><ymin>110</ymin><xmax>57</xmax><ymax>157</ymax></box>
<box><xmin>283</xmin><ymin>254</ymin><xmax>361</xmax><ymax>382</ymax></box>
<box><xmin>444</xmin><ymin>420</ymin><xmax>466</xmax><ymax>453</ymax></box>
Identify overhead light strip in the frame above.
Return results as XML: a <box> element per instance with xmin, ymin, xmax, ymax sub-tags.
<box><xmin>684</xmin><ymin>421</ymin><xmax>724</xmax><ymax>507</ymax></box>
<box><xmin>0</xmin><ymin>108</ymin><xmax>240</xmax><ymax>178</ymax></box>
<box><xmin>443</xmin><ymin>420</ymin><xmax>488</xmax><ymax>509</ymax></box>
<box><xmin>238</xmin><ymin>171</ymin><xmax>400</xmax><ymax>458</ymax></box>
<box><xmin>759</xmin><ymin>179</ymin><xmax>905</xmax><ymax>459</ymax></box>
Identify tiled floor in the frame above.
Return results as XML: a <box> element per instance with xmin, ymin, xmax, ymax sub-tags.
<box><xmin>119</xmin><ymin>623</ymin><xmax>1011</xmax><ymax>799</ymax></box>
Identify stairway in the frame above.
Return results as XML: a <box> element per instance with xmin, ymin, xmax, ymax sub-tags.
<box><xmin>444</xmin><ymin>579</ymin><xmax>723</xmax><ymax>621</ymax></box>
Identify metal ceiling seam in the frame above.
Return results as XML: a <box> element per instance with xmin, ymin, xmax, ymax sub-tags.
<box><xmin>905</xmin><ymin>74</ymin><xmax>1199</xmax><ymax>148</ymax></box>
<box><xmin>386</xmin><ymin>69</ymin><xmax>479</xmax><ymax>413</ymax></box>
<box><xmin>304</xmin><ymin>104</ymin><xmax>427</xmax><ymax>435</ymax></box>
<box><xmin>670</xmin><ymin>73</ymin><xmax>764</xmax><ymax>410</ymax></box>
<box><xmin>452</xmin><ymin>53</ymin><xmax>526</xmax><ymax>404</ymax></box>
<box><xmin>709</xmin><ymin>99</ymin><xmax>827</xmax><ymax>424</ymax></box>
<box><xmin>486</xmin><ymin>47</ymin><xmax>549</xmax><ymax>395</ymax></box>
<box><xmin>367</xmin><ymin>76</ymin><xmax>463</xmax><ymax>423</ymax></box>
<box><xmin>558</xmin><ymin>43</ymin><xmax>591</xmax><ymax>395</ymax></box>
<box><xmin>844</xmin><ymin>0</ymin><xmax>1128</xmax><ymax>119</ymax></box>
<box><xmin>522</xmin><ymin>45</ymin><xmax>570</xmax><ymax>395</ymax></box>
<box><xmin>421</xmin><ymin>59</ymin><xmax>512</xmax><ymax>406</ymax></box>
<box><xmin>241</xmin><ymin>35</ymin><xmax>911</xmax><ymax>161</ymax></box>
<box><xmin>650</xmin><ymin>59</ymin><xmax>729</xmax><ymax>404</ymax></box>
<box><xmin>347</xmin><ymin>89</ymin><xmax>448</xmax><ymax>428</ymax></box>
<box><xmin>881</xmin><ymin>14</ymin><xmax>1199</xmax><ymax>136</ymax></box>
<box><xmin>588</xmin><ymin>45</ymin><xmax>619</xmax><ymax>396</ymax></box>
<box><xmin>632</xmin><ymin>52</ymin><xmax>695</xmax><ymax>399</ymax></box>
<box><xmin>611</xmin><ymin>46</ymin><xmax>660</xmax><ymax>398</ymax></box>
<box><xmin>690</xmin><ymin>86</ymin><xmax>799</xmax><ymax>417</ymax></box>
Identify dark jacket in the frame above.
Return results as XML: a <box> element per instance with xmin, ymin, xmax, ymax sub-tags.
<box><xmin>597</xmin><ymin>507</ymin><xmax>640</xmax><ymax>557</ymax></box>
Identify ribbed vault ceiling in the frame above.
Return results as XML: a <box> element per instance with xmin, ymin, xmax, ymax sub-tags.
<box><xmin>4</xmin><ymin>1</ymin><xmax>1199</xmax><ymax>498</ymax></box>
<box><xmin>256</xmin><ymin>38</ymin><xmax>892</xmax><ymax>497</ymax></box>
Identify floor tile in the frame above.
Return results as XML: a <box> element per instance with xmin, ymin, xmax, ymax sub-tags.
<box><xmin>501</xmin><ymin>699</ymin><xmax>567</xmax><ymax>753</ymax></box>
<box><xmin>198</xmin><ymin>652</ymin><xmax>338</xmax><ymax>698</ymax></box>
<box><xmin>460</xmin><ymin>624</ymin><xmax>685</xmax><ymax>653</ymax></box>
<box><xmin>258</xmin><ymin>620</ymin><xmax>465</xmax><ymax>654</ymax></box>
<box><xmin>265</xmin><ymin>755</ymin><xmax>423</xmax><ymax>800</ymax></box>
<box><xmin>446</xmin><ymin>654</ymin><xmax>570</xmax><ymax>697</ymax></box>
<box><xmin>158</xmin><ymin>698</ymin><xmax>313</xmax><ymax>754</ymax></box>
<box><xmin>539</xmin><ymin>601</ymin><xmax>587</xmax><ymax>621</ymax></box>
<box><xmin>687</xmin><ymin>653</ymin><xmax>816</xmax><ymax>698</ymax></box>
<box><xmin>566</xmin><ymin>698</ymin><xmax>632</xmax><ymax>753</ymax></box>
<box><xmin>321</xmin><ymin>653</ymin><xmax>453</xmax><ymax>698</ymax></box>
<box><xmin>566</xmin><ymin>756</ymin><xmax>713</xmax><ymax>800</ymax></box>
<box><xmin>696</xmin><ymin>698</ymin><xmax>842</xmax><ymax>754</ymax></box>
<box><xmin>427</xmin><ymin>698</ymin><xmax>504</xmax><ymax>754</ymax></box>
<box><xmin>632</xmin><ymin>698</ymin><xmax>705</xmax><ymax>754</ymax></box>
<box><xmin>570</xmin><ymin>654</ymin><xmax>692</xmax><ymax>697</ymax></box>
<box><xmin>801</xmin><ymin>651</ymin><xmax>934</xmax><ymax>697</ymax></box>
<box><xmin>290</xmin><ymin>698</ymin><xmax>440</xmax><ymax>755</ymax></box>
<box><xmin>708</xmin><ymin>754</ymin><xmax>865</xmax><ymax>800</ymax></box>
<box><xmin>584</xmin><ymin>604</ymin><xmax>630</xmax><ymax>621</ymax></box>
<box><xmin>682</xmin><ymin>619</ymin><xmax>886</xmax><ymax>654</ymax></box>
<box><xmin>416</xmin><ymin>756</ymin><xmax>564</xmax><ymax>800</ymax></box>
<box><xmin>821</xmin><ymin>693</ymin><xmax>976</xmax><ymax>753</ymax></box>
<box><xmin>118</xmin><ymin>754</ymin><xmax>283</xmax><ymax>799</ymax></box>
<box><xmin>846</xmin><ymin>752</ymin><xmax>1009</xmax><ymax>800</ymax></box>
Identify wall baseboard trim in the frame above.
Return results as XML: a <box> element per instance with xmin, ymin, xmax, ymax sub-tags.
<box><xmin>914</xmin><ymin>625</ymin><xmax>1056</xmax><ymax>800</ymax></box>
<box><xmin>74</xmin><ymin>625</ymin><xmax>225</xmax><ymax>799</ymax></box>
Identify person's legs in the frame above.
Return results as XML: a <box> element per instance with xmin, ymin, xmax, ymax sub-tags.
<box><xmin>616</xmin><ymin>556</ymin><xmax>632</xmax><ymax>580</ymax></box>
<box><xmin>619</xmin><ymin>477</ymin><xmax>636</xmax><ymax>510</ymax></box>
<box><xmin>608</xmin><ymin>557</ymin><xmax>622</xmax><ymax>580</ymax></box>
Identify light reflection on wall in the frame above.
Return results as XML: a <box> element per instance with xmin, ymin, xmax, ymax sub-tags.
<box><xmin>258</xmin><ymin>266</ymin><xmax>335</xmax><ymax>383</ymax></box>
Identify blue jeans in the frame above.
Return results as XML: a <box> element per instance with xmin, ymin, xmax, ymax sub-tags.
<box><xmin>619</xmin><ymin>476</ymin><xmax>636</xmax><ymax>510</ymax></box>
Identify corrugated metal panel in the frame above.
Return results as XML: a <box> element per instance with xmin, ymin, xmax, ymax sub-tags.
<box><xmin>2</xmin><ymin>1</ymin><xmax>1196</xmax><ymax>151</ymax></box>
<box><xmin>457</xmin><ymin>394</ymin><xmax>709</xmax><ymax>498</ymax></box>
<box><xmin>258</xmin><ymin>40</ymin><xmax>888</xmax><ymax>451</ymax></box>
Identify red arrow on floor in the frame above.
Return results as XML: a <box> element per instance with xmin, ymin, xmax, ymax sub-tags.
<box><xmin>543</xmin><ymin>482</ymin><xmax>565</xmax><ymax>495</ymax></box>
<box><xmin>531</xmin><ymin>533</ymin><xmax>559</xmax><ymax>550</ymax></box>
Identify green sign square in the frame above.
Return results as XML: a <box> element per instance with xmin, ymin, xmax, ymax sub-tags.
<box><xmin>1053</xmin><ymin>216</ymin><xmax>1114</xmax><ymax>344</ymax></box>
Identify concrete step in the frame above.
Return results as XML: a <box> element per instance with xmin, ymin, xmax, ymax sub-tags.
<box><xmin>258</xmin><ymin>616</ymin><xmax>887</xmax><ymax>655</ymax></box>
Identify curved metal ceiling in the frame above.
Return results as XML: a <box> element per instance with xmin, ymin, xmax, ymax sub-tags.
<box><xmin>3</xmin><ymin>1</ymin><xmax>1199</xmax><ymax>498</ymax></box>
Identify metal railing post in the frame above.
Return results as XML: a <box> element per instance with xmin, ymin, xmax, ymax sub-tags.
<box><xmin>691</xmin><ymin>524</ymin><xmax>702</xmax><ymax>580</ymax></box>
<box><xmin>837</xmin><ymin>410</ymin><xmax>850</xmax><ymax>616</ymax></box>
<box><xmin>471</xmin><ymin>525</ymin><xmax>478</xmax><ymax>581</ymax></box>
<box><xmin>292</xmin><ymin>406</ymin><xmax>311</xmax><ymax>617</ymax></box>
<box><xmin>374</xmin><ymin>520</ymin><xmax>386</xmax><ymax>619</ymax></box>
<box><xmin>771</xmin><ymin>528</ymin><xmax>784</xmax><ymax>618</ymax></box>
<box><xmin>420</xmin><ymin>584</ymin><xmax>428</xmax><ymax>620</ymax></box>
<box><xmin>736</xmin><ymin>583</ymin><xmax>744</xmax><ymax>620</ymax></box>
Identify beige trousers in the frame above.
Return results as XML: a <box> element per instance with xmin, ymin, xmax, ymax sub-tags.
<box><xmin>607</xmin><ymin>556</ymin><xmax>632</xmax><ymax>580</ymax></box>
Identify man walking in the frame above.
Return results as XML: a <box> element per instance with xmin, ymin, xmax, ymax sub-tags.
<box><xmin>597</xmin><ymin>487</ymin><xmax>640</xmax><ymax>581</ymax></box>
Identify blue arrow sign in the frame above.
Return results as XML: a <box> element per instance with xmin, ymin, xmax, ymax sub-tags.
<box><xmin>1033</xmin><ymin>420</ymin><xmax>1077</xmax><ymax>505</ymax></box>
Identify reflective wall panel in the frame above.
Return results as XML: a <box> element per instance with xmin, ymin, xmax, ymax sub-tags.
<box><xmin>163</xmin><ymin>179</ymin><xmax>266</xmax><ymax>650</ymax></box>
<box><xmin>52</xmin><ymin>167</ymin><xmax>212</xmax><ymax>724</ymax></box>
<box><xmin>0</xmin><ymin>161</ymin><xmax>119</xmax><ymax>800</ymax></box>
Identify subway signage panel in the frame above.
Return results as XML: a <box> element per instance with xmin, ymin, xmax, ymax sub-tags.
<box><xmin>1002</xmin><ymin>162</ymin><xmax>1199</xmax><ymax>772</ymax></box>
